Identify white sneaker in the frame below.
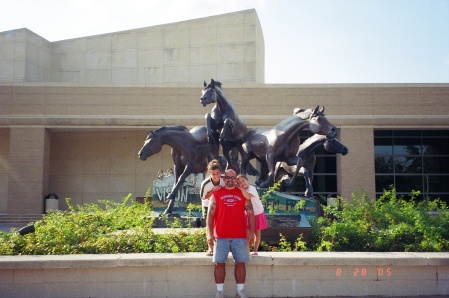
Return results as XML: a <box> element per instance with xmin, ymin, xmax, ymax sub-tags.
<box><xmin>235</xmin><ymin>289</ymin><xmax>249</xmax><ymax>298</ymax></box>
<box><xmin>215</xmin><ymin>290</ymin><xmax>225</xmax><ymax>298</ymax></box>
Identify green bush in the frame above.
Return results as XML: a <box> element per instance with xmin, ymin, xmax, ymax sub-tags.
<box><xmin>1</xmin><ymin>188</ymin><xmax>448</xmax><ymax>255</ymax></box>
<box><xmin>0</xmin><ymin>194</ymin><xmax>207</xmax><ymax>255</ymax></box>
<box><xmin>311</xmin><ymin>188</ymin><xmax>449</xmax><ymax>252</ymax></box>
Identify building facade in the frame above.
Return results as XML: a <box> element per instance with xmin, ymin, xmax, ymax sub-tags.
<box><xmin>1</xmin><ymin>10</ymin><xmax>448</xmax><ymax>215</ymax></box>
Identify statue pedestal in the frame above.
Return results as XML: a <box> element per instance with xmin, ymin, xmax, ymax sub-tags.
<box><xmin>263</xmin><ymin>213</ymin><xmax>311</xmax><ymax>245</ymax></box>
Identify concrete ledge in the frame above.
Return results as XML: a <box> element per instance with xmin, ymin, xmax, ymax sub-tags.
<box><xmin>1</xmin><ymin>252</ymin><xmax>448</xmax><ymax>297</ymax></box>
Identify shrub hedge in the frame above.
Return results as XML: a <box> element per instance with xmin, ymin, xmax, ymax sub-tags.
<box><xmin>1</xmin><ymin>188</ymin><xmax>448</xmax><ymax>255</ymax></box>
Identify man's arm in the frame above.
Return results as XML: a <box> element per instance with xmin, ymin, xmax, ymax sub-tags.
<box><xmin>206</xmin><ymin>194</ymin><xmax>216</xmax><ymax>243</ymax></box>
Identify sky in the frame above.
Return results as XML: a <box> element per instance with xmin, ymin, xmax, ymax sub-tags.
<box><xmin>1</xmin><ymin>0</ymin><xmax>448</xmax><ymax>84</ymax></box>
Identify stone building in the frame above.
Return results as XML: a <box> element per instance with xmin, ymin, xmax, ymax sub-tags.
<box><xmin>1</xmin><ymin>9</ymin><xmax>448</xmax><ymax>216</ymax></box>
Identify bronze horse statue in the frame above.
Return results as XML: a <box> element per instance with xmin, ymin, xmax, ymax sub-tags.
<box><xmin>138</xmin><ymin>125</ymin><xmax>222</xmax><ymax>215</ymax></box>
<box><xmin>275</xmin><ymin>134</ymin><xmax>348</xmax><ymax>197</ymax></box>
<box><xmin>241</xmin><ymin>106</ymin><xmax>338</xmax><ymax>188</ymax></box>
<box><xmin>200</xmin><ymin>79</ymin><xmax>257</xmax><ymax>174</ymax></box>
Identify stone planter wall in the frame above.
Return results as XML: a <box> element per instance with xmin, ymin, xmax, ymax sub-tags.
<box><xmin>1</xmin><ymin>252</ymin><xmax>448</xmax><ymax>297</ymax></box>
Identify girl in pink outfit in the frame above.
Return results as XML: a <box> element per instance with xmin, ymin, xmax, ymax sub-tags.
<box><xmin>237</xmin><ymin>174</ymin><xmax>268</xmax><ymax>255</ymax></box>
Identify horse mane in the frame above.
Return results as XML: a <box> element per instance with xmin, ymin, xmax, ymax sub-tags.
<box><xmin>293</xmin><ymin>107</ymin><xmax>325</xmax><ymax>120</ymax></box>
<box><xmin>205</xmin><ymin>79</ymin><xmax>222</xmax><ymax>90</ymax></box>
<box><xmin>213</xmin><ymin>80</ymin><xmax>222</xmax><ymax>89</ymax></box>
<box><xmin>293</xmin><ymin>108</ymin><xmax>312</xmax><ymax>120</ymax></box>
<box><xmin>210</xmin><ymin>79</ymin><xmax>233</xmax><ymax>109</ymax></box>
<box><xmin>154</xmin><ymin>125</ymin><xmax>189</xmax><ymax>133</ymax></box>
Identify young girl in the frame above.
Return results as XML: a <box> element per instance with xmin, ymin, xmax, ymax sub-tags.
<box><xmin>237</xmin><ymin>174</ymin><xmax>267</xmax><ymax>255</ymax></box>
<box><xmin>199</xmin><ymin>159</ymin><xmax>224</xmax><ymax>256</ymax></box>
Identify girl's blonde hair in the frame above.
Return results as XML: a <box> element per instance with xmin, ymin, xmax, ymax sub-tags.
<box><xmin>236</xmin><ymin>174</ymin><xmax>248</xmax><ymax>181</ymax></box>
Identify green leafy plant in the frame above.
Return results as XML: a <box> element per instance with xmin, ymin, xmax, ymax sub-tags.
<box><xmin>0</xmin><ymin>193</ymin><xmax>210</xmax><ymax>255</ymax></box>
<box><xmin>260</xmin><ymin>180</ymin><xmax>282</xmax><ymax>215</ymax></box>
<box><xmin>2</xmin><ymin>187</ymin><xmax>449</xmax><ymax>255</ymax></box>
<box><xmin>311</xmin><ymin>187</ymin><xmax>449</xmax><ymax>252</ymax></box>
<box><xmin>186</xmin><ymin>203</ymin><xmax>202</xmax><ymax>217</ymax></box>
<box><xmin>267</xmin><ymin>234</ymin><xmax>308</xmax><ymax>252</ymax></box>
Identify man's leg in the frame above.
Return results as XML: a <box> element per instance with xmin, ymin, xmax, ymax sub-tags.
<box><xmin>215</xmin><ymin>263</ymin><xmax>226</xmax><ymax>283</ymax></box>
<box><xmin>234</xmin><ymin>262</ymin><xmax>246</xmax><ymax>283</ymax></box>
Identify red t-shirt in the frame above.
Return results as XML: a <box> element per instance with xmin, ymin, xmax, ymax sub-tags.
<box><xmin>213</xmin><ymin>187</ymin><xmax>247</xmax><ymax>238</ymax></box>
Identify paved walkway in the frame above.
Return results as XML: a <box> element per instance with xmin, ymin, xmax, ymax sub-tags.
<box><xmin>0</xmin><ymin>223</ymin><xmax>25</xmax><ymax>232</ymax></box>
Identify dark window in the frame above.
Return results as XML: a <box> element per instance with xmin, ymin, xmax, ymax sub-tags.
<box><xmin>375</xmin><ymin>175</ymin><xmax>394</xmax><ymax>192</ymax></box>
<box><xmin>423</xmin><ymin>157</ymin><xmax>449</xmax><ymax>173</ymax></box>
<box><xmin>374</xmin><ymin>130</ymin><xmax>449</xmax><ymax>202</ymax></box>
<box><xmin>375</xmin><ymin>156</ymin><xmax>394</xmax><ymax>173</ymax></box>
<box><xmin>374</xmin><ymin>138</ymin><xmax>393</xmax><ymax>155</ymax></box>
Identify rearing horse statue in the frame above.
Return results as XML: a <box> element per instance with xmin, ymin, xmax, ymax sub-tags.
<box><xmin>275</xmin><ymin>134</ymin><xmax>348</xmax><ymax>197</ymax></box>
<box><xmin>200</xmin><ymin>79</ymin><xmax>251</xmax><ymax>174</ymax></box>
<box><xmin>138</xmin><ymin>125</ymin><xmax>222</xmax><ymax>215</ymax></box>
<box><xmin>241</xmin><ymin>106</ymin><xmax>338</xmax><ymax>188</ymax></box>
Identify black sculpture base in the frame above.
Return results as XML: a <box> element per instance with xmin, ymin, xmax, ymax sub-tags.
<box><xmin>262</xmin><ymin>214</ymin><xmax>310</xmax><ymax>245</ymax></box>
<box><xmin>146</xmin><ymin>215</ymin><xmax>203</xmax><ymax>228</ymax></box>
<box><xmin>147</xmin><ymin>212</ymin><xmax>311</xmax><ymax>245</ymax></box>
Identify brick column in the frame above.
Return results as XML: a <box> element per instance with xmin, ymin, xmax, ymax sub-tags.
<box><xmin>337</xmin><ymin>127</ymin><xmax>376</xmax><ymax>202</ymax></box>
<box><xmin>7</xmin><ymin>127</ymin><xmax>50</xmax><ymax>214</ymax></box>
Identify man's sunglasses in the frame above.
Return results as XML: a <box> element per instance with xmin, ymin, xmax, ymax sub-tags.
<box><xmin>224</xmin><ymin>176</ymin><xmax>236</xmax><ymax>180</ymax></box>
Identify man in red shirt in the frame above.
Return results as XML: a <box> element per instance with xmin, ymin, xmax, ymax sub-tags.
<box><xmin>206</xmin><ymin>169</ymin><xmax>255</xmax><ymax>298</ymax></box>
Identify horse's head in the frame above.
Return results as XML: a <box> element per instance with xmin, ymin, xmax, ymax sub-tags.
<box><xmin>138</xmin><ymin>130</ymin><xmax>163</xmax><ymax>161</ymax></box>
<box><xmin>308</xmin><ymin>106</ymin><xmax>339</xmax><ymax>138</ymax></box>
<box><xmin>200</xmin><ymin>79</ymin><xmax>222</xmax><ymax>107</ymax></box>
<box><xmin>324</xmin><ymin>137</ymin><xmax>349</xmax><ymax>156</ymax></box>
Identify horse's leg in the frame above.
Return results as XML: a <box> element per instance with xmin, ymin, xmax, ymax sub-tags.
<box><xmin>303</xmin><ymin>167</ymin><xmax>313</xmax><ymax>197</ymax></box>
<box><xmin>285</xmin><ymin>156</ymin><xmax>302</xmax><ymax>186</ymax></box>
<box><xmin>238</xmin><ymin>143</ymin><xmax>259</xmax><ymax>176</ymax></box>
<box><xmin>273</xmin><ymin>162</ymin><xmax>282</xmax><ymax>182</ymax></box>
<box><xmin>304</xmin><ymin>170</ymin><xmax>314</xmax><ymax>197</ymax></box>
<box><xmin>255</xmin><ymin>161</ymin><xmax>268</xmax><ymax>186</ymax></box>
<box><xmin>258</xmin><ymin>154</ymin><xmax>275</xmax><ymax>188</ymax></box>
<box><xmin>220</xmin><ymin>118</ymin><xmax>236</xmax><ymax>142</ymax></box>
<box><xmin>220</xmin><ymin>140</ymin><xmax>235</xmax><ymax>172</ymax></box>
<box><xmin>205</xmin><ymin>113</ymin><xmax>215</xmax><ymax>144</ymax></box>
<box><xmin>240</xmin><ymin>149</ymin><xmax>249</xmax><ymax>175</ymax></box>
<box><xmin>240</xmin><ymin>150</ymin><xmax>259</xmax><ymax>176</ymax></box>
<box><xmin>209</xmin><ymin>131</ymin><xmax>221</xmax><ymax>160</ymax></box>
<box><xmin>163</xmin><ymin>154</ymin><xmax>183</xmax><ymax>214</ymax></box>
<box><xmin>303</xmin><ymin>156</ymin><xmax>316</xmax><ymax>197</ymax></box>
<box><xmin>164</xmin><ymin>164</ymin><xmax>193</xmax><ymax>214</ymax></box>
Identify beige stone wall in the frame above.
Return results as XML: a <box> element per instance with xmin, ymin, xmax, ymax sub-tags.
<box><xmin>1</xmin><ymin>252</ymin><xmax>448</xmax><ymax>297</ymax></box>
<box><xmin>0</xmin><ymin>29</ymin><xmax>52</xmax><ymax>83</ymax></box>
<box><xmin>337</xmin><ymin>128</ymin><xmax>376</xmax><ymax>200</ymax></box>
<box><xmin>7</xmin><ymin>127</ymin><xmax>50</xmax><ymax>214</ymax></box>
<box><xmin>0</xmin><ymin>10</ymin><xmax>263</xmax><ymax>85</ymax></box>
<box><xmin>49</xmin><ymin>130</ymin><xmax>174</xmax><ymax>209</ymax></box>
<box><xmin>0</xmin><ymin>129</ymin><xmax>9</xmax><ymax>213</ymax></box>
